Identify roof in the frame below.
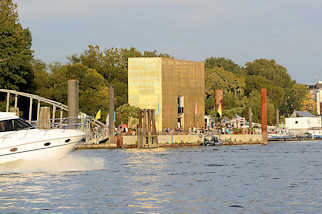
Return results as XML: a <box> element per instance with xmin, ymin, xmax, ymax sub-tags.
<box><xmin>293</xmin><ymin>111</ymin><xmax>315</xmax><ymax>117</ymax></box>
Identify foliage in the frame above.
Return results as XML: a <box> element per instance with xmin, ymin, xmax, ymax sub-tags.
<box><xmin>204</xmin><ymin>57</ymin><xmax>307</xmax><ymax>125</ymax></box>
<box><xmin>115</xmin><ymin>104</ymin><xmax>140</xmax><ymax>126</ymax></box>
<box><xmin>0</xmin><ymin>0</ymin><xmax>34</xmax><ymax>92</ymax></box>
<box><xmin>240</xmin><ymin>91</ymin><xmax>276</xmax><ymax>124</ymax></box>
<box><xmin>205</xmin><ymin>57</ymin><xmax>241</xmax><ymax>73</ymax></box>
<box><xmin>34</xmin><ymin>62</ymin><xmax>109</xmax><ymax>120</ymax></box>
<box><xmin>300</xmin><ymin>92</ymin><xmax>316</xmax><ymax>115</ymax></box>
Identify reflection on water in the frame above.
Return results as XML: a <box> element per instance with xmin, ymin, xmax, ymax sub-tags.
<box><xmin>1</xmin><ymin>142</ymin><xmax>322</xmax><ymax>213</ymax></box>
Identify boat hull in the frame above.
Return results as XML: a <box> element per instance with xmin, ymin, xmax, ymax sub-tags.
<box><xmin>0</xmin><ymin>131</ymin><xmax>84</xmax><ymax>164</ymax></box>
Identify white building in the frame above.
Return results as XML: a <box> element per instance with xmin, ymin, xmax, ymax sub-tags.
<box><xmin>286</xmin><ymin>117</ymin><xmax>321</xmax><ymax>129</ymax></box>
<box><xmin>285</xmin><ymin>111</ymin><xmax>321</xmax><ymax>130</ymax></box>
<box><xmin>307</xmin><ymin>81</ymin><xmax>322</xmax><ymax>115</ymax></box>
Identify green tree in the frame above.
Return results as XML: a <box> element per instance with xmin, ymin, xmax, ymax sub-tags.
<box><xmin>241</xmin><ymin>91</ymin><xmax>276</xmax><ymax>125</ymax></box>
<box><xmin>205</xmin><ymin>57</ymin><xmax>241</xmax><ymax>73</ymax></box>
<box><xmin>31</xmin><ymin>59</ymin><xmax>49</xmax><ymax>96</ymax></box>
<box><xmin>115</xmin><ymin>104</ymin><xmax>140</xmax><ymax>126</ymax></box>
<box><xmin>36</xmin><ymin>63</ymin><xmax>109</xmax><ymax>119</ymax></box>
<box><xmin>205</xmin><ymin>66</ymin><xmax>246</xmax><ymax>115</ymax></box>
<box><xmin>0</xmin><ymin>0</ymin><xmax>34</xmax><ymax>91</ymax></box>
<box><xmin>245</xmin><ymin>59</ymin><xmax>292</xmax><ymax>88</ymax></box>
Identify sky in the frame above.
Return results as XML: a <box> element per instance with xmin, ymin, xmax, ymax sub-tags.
<box><xmin>17</xmin><ymin>0</ymin><xmax>322</xmax><ymax>84</ymax></box>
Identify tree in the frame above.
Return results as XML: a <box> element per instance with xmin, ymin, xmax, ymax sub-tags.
<box><xmin>241</xmin><ymin>91</ymin><xmax>276</xmax><ymax>125</ymax></box>
<box><xmin>31</xmin><ymin>59</ymin><xmax>49</xmax><ymax>96</ymax></box>
<box><xmin>0</xmin><ymin>0</ymin><xmax>34</xmax><ymax>92</ymax></box>
<box><xmin>244</xmin><ymin>59</ymin><xmax>292</xmax><ymax>88</ymax></box>
<box><xmin>205</xmin><ymin>66</ymin><xmax>246</xmax><ymax>115</ymax></box>
<box><xmin>301</xmin><ymin>92</ymin><xmax>316</xmax><ymax>114</ymax></box>
<box><xmin>34</xmin><ymin>63</ymin><xmax>109</xmax><ymax>119</ymax></box>
<box><xmin>115</xmin><ymin>104</ymin><xmax>140</xmax><ymax>126</ymax></box>
<box><xmin>205</xmin><ymin>57</ymin><xmax>242</xmax><ymax>73</ymax></box>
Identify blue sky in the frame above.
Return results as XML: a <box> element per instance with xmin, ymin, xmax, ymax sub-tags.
<box><xmin>17</xmin><ymin>0</ymin><xmax>322</xmax><ymax>84</ymax></box>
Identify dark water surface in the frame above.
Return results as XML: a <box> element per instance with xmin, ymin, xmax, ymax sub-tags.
<box><xmin>1</xmin><ymin>141</ymin><xmax>322</xmax><ymax>213</ymax></box>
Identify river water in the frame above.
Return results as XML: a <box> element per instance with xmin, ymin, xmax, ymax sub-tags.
<box><xmin>1</xmin><ymin>141</ymin><xmax>322</xmax><ymax>213</ymax></box>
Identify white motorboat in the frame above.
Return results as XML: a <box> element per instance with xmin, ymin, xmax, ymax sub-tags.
<box><xmin>0</xmin><ymin>112</ymin><xmax>85</xmax><ymax>164</ymax></box>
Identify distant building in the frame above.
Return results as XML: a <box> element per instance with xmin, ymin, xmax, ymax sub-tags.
<box><xmin>285</xmin><ymin>111</ymin><xmax>321</xmax><ymax>130</ymax></box>
<box><xmin>307</xmin><ymin>81</ymin><xmax>322</xmax><ymax>115</ymax></box>
<box><xmin>128</xmin><ymin>57</ymin><xmax>205</xmax><ymax>132</ymax></box>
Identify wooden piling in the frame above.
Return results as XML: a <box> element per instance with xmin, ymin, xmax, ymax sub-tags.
<box><xmin>108</xmin><ymin>86</ymin><xmax>115</xmax><ymax>139</ymax></box>
<box><xmin>137</xmin><ymin>110</ymin><xmax>143</xmax><ymax>148</ymax></box>
<box><xmin>68</xmin><ymin>79</ymin><xmax>79</xmax><ymax>128</ymax></box>
<box><xmin>148</xmin><ymin>109</ymin><xmax>152</xmax><ymax>147</ymax></box>
<box><xmin>249</xmin><ymin>107</ymin><xmax>252</xmax><ymax>129</ymax></box>
<box><xmin>152</xmin><ymin>109</ymin><xmax>158</xmax><ymax>145</ymax></box>
<box><xmin>39</xmin><ymin>107</ymin><xmax>50</xmax><ymax>129</ymax></box>
<box><xmin>276</xmin><ymin>109</ymin><xmax>279</xmax><ymax>126</ymax></box>
<box><xmin>143</xmin><ymin>109</ymin><xmax>147</xmax><ymax>146</ymax></box>
<box><xmin>261</xmin><ymin>88</ymin><xmax>267</xmax><ymax>144</ymax></box>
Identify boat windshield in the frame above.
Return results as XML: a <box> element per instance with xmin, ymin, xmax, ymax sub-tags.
<box><xmin>0</xmin><ymin>119</ymin><xmax>33</xmax><ymax>132</ymax></box>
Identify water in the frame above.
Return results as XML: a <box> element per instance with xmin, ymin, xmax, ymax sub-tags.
<box><xmin>1</xmin><ymin>141</ymin><xmax>322</xmax><ymax>213</ymax></box>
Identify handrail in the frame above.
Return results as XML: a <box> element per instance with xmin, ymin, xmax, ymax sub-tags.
<box><xmin>0</xmin><ymin>89</ymin><xmax>109</xmax><ymax>143</ymax></box>
<box><xmin>0</xmin><ymin>89</ymin><xmax>68</xmax><ymax>110</ymax></box>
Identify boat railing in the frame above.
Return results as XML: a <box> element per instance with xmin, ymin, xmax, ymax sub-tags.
<box><xmin>31</xmin><ymin>116</ymin><xmax>109</xmax><ymax>144</ymax></box>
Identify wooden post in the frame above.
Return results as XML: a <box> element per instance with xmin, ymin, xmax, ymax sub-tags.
<box><xmin>249</xmin><ymin>107</ymin><xmax>252</xmax><ymax>130</ymax></box>
<box><xmin>109</xmin><ymin>86</ymin><xmax>115</xmax><ymax>139</ymax></box>
<box><xmin>143</xmin><ymin>109</ymin><xmax>147</xmax><ymax>146</ymax></box>
<box><xmin>276</xmin><ymin>109</ymin><xmax>280</xmax><ymax>127</ymax></box>
<box><xmin>137</xmin><ymin>110</ymin><xmax>143</xmax><ymax>148</ymax></box>
<box><xmin>148</xmin><ymin>109</ymin><xmax>152</xmax><ymax>148</ymax></box>
<box><xmin>39</xmin><ymin>107</ymin><xmax>50</xmax><ymax>129</ymax></box>
<box><xmin>37</xmin><ymin>100</ymin><xmax>40</xmax><ymax>121</ymax></box>
<box><xmin>29</xmin><ymin>98</ymin><xmax>33</xmax><ymax>122</ymax></box>
<box><xmin>152</xmin><ymin>109</ymin><xmax>158</xmax><ymax>146</ymax></box>
<box><xmin>6</xmin><ymin>92</ymin><xmax>10</xmax><ymax>112</ymax></box>
<box><xmin>68</xmin><ymin>80</ymin><xmax>79</xmax><ymax>128</ymax></box>
<box><xmin>261</xmin><ymin>88</ymin><xmax>267</xmax><ymax>144</ymax></box>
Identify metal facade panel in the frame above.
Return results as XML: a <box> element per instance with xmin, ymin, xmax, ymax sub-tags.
<box><xmin>161</xmin><ymin>58</ymin><xmax>205</xmax><ymax>131</ymax></box>
<box><xmin>128</xmin><ymin>57</ymin><xmax>204</xmax><ymax>132</ymax></box>
<box><xmin>128</xmin><ymin>58</ymin><xmax>163</xmax><ymax>131</ymax></box>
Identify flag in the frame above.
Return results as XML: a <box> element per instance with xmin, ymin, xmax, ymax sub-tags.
<box><xmin>194</xmin><ymin>101</ymin><xmax>198</xmax><ymax>115</ymax></box>
<box><xmin>217</xmin><ymin>104</ymin><xmax>222</xmax><ymax>117</ymax></box>
<box><xmin>95</xmin><ymin>109</ymin><xmax>101</xmax><ymax>120</ymax></box>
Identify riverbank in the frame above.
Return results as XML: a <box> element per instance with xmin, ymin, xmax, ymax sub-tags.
<box><xmin>75</xmin><ymin>134</ymin><xmax>263</xmax><ymax>150</ymax></box>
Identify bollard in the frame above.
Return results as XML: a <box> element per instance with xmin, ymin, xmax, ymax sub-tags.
<box><xmin>39</xmin><ymin>107</ymin><xmax>50</xmax><ymax>129</ymax></box>
<box><xmin>261</xmin><ymin>88</ymin><xmax>267</xmax><ymax>144</ymax></box>
<box><xmin>109</xmin><ymin>86</ymin><xmax>115</xmax><ymax>142</ymax></box>
<box><xmin>68</xmin><ymin>80</ymin><xmax>79</xmax><ymax>128</ymax></box>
